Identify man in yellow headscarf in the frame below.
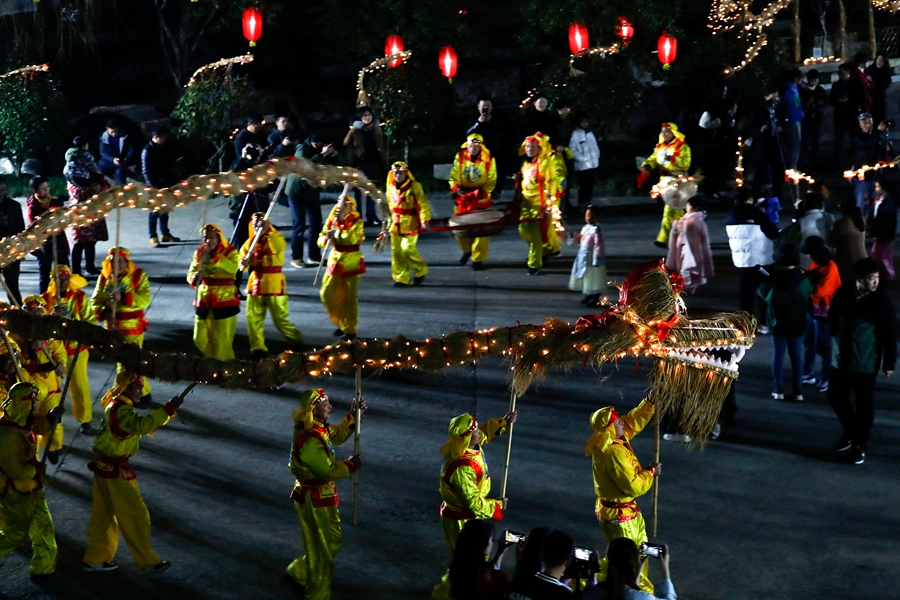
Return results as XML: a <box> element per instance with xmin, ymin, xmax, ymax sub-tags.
<box><xmin>586</xmin><ymin>399</ymin><xmax>660</xmax><ymax>593</ymax></box>
<box><xmin>239</xmin><ymin>214</ymin><xmax>303</xmax><ymax>360</ymax></box>
<box><xmin>91</xmin><ymin>247</ymin><xmax>152</xmax><ymax>402</ymax></box>
<box><xmin>82</xmin><ymin>372</ymin><xmax>183</xmax><ymax>573</ymax></box>
<box><xmin>318</xmin><ymin>195</ymin><xmax>365</xmax><ymax>341</ymax></box>
<box><xmin>449</xmin><ymin>133</ymin><xmax>498</xmax><ymax>269</ymax></box>
<box><xmin>14</xmin><ymin>296</ymin><xmax>67</xmax><ymax>462</ymax></box>
<box><xmin>188</xmin><ymin>224</ymin><xmax>240</xmax><ymax>361</ymax></box>
<box><xmin>431</xmin><ymin>409</ymin><xmax>517</xmax><ymax>600</ymax></box>
<box><xmin>517</xmin><ymin>132</ymin><xmax>559</xmax><ymax>276</ymax></box>
<box><xmin>387</xmin><ymin>161</ymin><xmax>431</xmax><ymax>286</ymax></box>
<box><xmin>283</xmin><ymin>388</ymin><xmax>365</xmax><ymax>600</ymax></box>
<box><xmin>43</xmin><ymin>264</ymin><xmax>97</xmax><ymax>434</ymax></box>
<box><xmin>0</xmin><ymin>382</ymin><xmax>61</xmax><ymax>576</ymax></box>
<box><xmin>640</xmin><ymin>123</ymin><xmax>692</xmax><ymax>247</ymax></box>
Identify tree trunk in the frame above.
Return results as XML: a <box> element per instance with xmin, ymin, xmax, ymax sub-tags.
<box><xmin>792</xmin><ymin>0</ymin><xmax>802</xmax><ymax>63</ymax></box>
<box><xmin>404</xmin><ymin>141</ymin><xmax>410</xmax><ymax>163</ymax></box>
<box><xmin>868</xmin><ymin>0</ymin><xmax>878</xmax><ymax>56</ymax></box>
<box><xmin>838</xmin><ymin>0</ymin><xmax>848</xmax><ymax>60</ymax></box>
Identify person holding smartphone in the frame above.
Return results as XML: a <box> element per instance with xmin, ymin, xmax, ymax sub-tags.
<box><xmin>601</xmin><ymin>538</ymin><xmax>676</xmax><ymax>600</ymax></box>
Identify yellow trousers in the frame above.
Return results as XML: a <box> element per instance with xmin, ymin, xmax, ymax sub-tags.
<box><xmin>118</xmin><ymin>334</ymin><xmax>151</xmax><ymax>396</ymax></box>
<box><xmin>455</xmin><ymin>236</ymin><xmax>490</xmax><ymax>264</ymax></box>
<box><xmin>391</xmin><ymin>233</ymin><xmax>428</xmax><ymax>284</ymax></box>
<box><xmin>36</xmin><ymin>392</ymin><xmax>63</xmax><ymax>452</ymax></box>
<box><xmin>69</xmin><ymin>349</ymin><xmax>92</xmax><ymax>424</ymax></box>
<box><xmin>320</xmin><ymin>274</ymin><xmax>359</xmax><ymax>335</ymax></box>
<box><xmin>599</xmin><ymin>513</ymin><xmax>653</xmax><ymax>593</ymax></box>
<box><xmin>286</xmin><ymin>494</ymin><xmax>343</xmax><ymax>600</ymax></box>
<box><xmin>431</xmin><ymin>516</ymin><xmax>466</xmax><ymax>600</ymax></box>
<box><xmin>83</xmin><ymin>475</ymin><xmax>161</xmax><ymax>570</ymax></box>
<box><xmin>246</xmin><ymin>295</ymin><xmax>303</xmax><ymax>352</ymax></box>
<box><xmin>193</xmin><ymin>314</ymin><xmax>237</xmax><ymax>361</ymax></box>
<box><xmin>656</xmin><ymin>206</ymin><xmax>685</xmax><ymax>244</ymax></box>
<box><xmin>518</xmin><ymin>221</ymin><xmax>544</xmax><ymax>269</ymax></box>
<box><xmin>0</xmin><ymin>490</ymin><xmax>57</xmax><ymax>575</ymax></box>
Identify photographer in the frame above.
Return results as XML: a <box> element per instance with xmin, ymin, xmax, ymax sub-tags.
<box><xmin>748</xmin><ymin>87</ymin><xmax>786</xmax><ymax>200</ymax></box>
<box><xmin>600</xmin><ymin>539</ymin><xmax>675</xmax><ymax>600</ymax></box>
<box><xmin>850</xmin><ymin>113</ymin><xmax>891</xmax><ymax>212</ymax></box>
<box><xmin>507</xmin><ymin>529</ymin><xmax>575</xmax><ymax>599</ymax></box>
<box><xmin>449</xmin><ymin>520</ymin><xmax>511</xmax><ymax>600</ymax></box>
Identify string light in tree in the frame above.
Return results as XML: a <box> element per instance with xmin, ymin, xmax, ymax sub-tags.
<box><xmin>184</xmin><ymin>54</ymin><xmax>254</xmax><ymax>89</ymax></box>
<box><xmin>709</xmin><ymin>0</ymin><xmax>792</xmax><ymax>74</ymax></box>
<box><xmin>0</xmin><ymin>64</ymin><xmax>49</xmax><ymax>82</ymax></box>
<box><xmin>568</xmin><ymin>43</ymin><xmax>620</xmax><ymax>76</ymax></box>
<box><xmin>356</xmin><ymin>50</ymin><xmax>412</xmax><ymax>106</ymax></box>
<box><xmin>735</xmin><ymin>137</ymin><xmax>745</xmax><ymax>187</ymax></box>
<box><xmin>802</xmin><ymin>56</ymin><xmax>838</xmax><ymax>65</ymax></box>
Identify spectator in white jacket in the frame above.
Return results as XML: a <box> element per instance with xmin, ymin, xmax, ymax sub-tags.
<box><xmin>569</xmin><ymin>112</ymin><xmax>600</xmax><ymax>209</ymax></box>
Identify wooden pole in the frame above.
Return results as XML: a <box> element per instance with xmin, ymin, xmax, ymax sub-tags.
<box><xmin>651</xmin><ymin>410</ymin><xmax>661</xmax><ymax>537</ymax></box>
<box><xmin>0</xmin><ymin>326</ymin><xmax>24</xmax><ymax>381</ymax></box>
<box><xmin>51</xmin><ymin>233</ymin><xmax>61</xmax><ymax>308</ymax></box>
<box><xmin>41</xmin><ymin>344</ymin><xmax>81</xmax><ymax>465</ymax></box>
<box><xmin>314</xmin><ymin>184</ymin><xmax>351</xmax><ymax>287</ymax></box>
<box><xmin>110</xmin><ymin>207</ymin><xmax>121</xmax><ymax>328</ymax></box>
<box><xmin>499</xmin><ymin>389</ymin><xmax>518</xmax><ymax>499</ymax></box>
<box><xmin>352</xmin><ymin>363</ymin><xmax>362</xmax><ymax>526</ymax></box>
<box><xmin>242</xmin><ymin>177</ymin><xmax>287</xmax><ymax>259</ymax></box>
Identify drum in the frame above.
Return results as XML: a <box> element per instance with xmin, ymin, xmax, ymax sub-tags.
<box><xmin>447</xmin><ymin>209</ymin><xmax>506</xmax><ymax>238</ymax></box>
<box><xmin>654</xmin><ymin>175</ymin><xmax>697</xmax><ymax>210</ymax></box>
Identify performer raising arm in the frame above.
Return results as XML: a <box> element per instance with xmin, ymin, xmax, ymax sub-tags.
<box><xmin>188</xmin><ymin>224</ymin><xmax>240</xmax><ymax>361</ymax></box>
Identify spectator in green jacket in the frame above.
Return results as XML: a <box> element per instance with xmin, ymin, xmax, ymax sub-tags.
<box><xmin>285</xmin><ymin>133</ymin><xmax>339</xmax><ymax>268</ymax></box>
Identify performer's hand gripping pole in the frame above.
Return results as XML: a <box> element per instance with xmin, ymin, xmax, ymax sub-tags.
<box><xmin>314</xmin><ymin>184</ymin><xmax>351</xmax><ymax>287</ymax></box>
<box><xmin>40</xmin><ymin>344</ymin><xmax>81</xmax><ymax>465</ymax></box>
<box><xmin>0</xmin><ymin>325</ymin><xmax>24</xmax><ymax>381</ymax></box>
<box><xmin>352</xmin><ymin>361</ymin><xmax>362</xmax><ymax>526</ymax></box>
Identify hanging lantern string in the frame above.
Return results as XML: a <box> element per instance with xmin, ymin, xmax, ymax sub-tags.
<box><xmin>185</xmin><ymin>54</ymin><xmax>254</xmax><ymax>89</ymax></box>
<box><xmin>0</xmin><ymin>63</ymin><xmax>49</xmax><ymax>82</ymax></box>
<box><xmin>715</xmin><ymin>0</ymin><xmax>792</xmax><ymax>74</ymax></box>
<box><xmin>568</xmin><ymin>43</ymin><xmax>620</xmax><ymax>76</ymax></box>
<box><xmin>356</xmin><ymin>51</ymin><xmax>412</xmax><ymax>106</ymax></box>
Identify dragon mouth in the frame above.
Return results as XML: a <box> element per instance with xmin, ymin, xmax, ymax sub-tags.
<box><xmin>662</xmin><ymin>344</ymin><xmax>748</xmax><ymax>374</ymax></box>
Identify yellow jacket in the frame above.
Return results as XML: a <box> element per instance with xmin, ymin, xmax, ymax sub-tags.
<box><xmin>641</xmin><ymin>139</ymin><xmax>691</xmax><ymax>175</ymax></box>
<box><xmin>239</xmin><ymin>225</ymin><xmax>287</xmax><ymax>296</ymax></box>
<box><xmin>43</xmin><ymin>288</ymin><xmax>96</xmax><ymax>356</ymax></box>
<box><xmin>518</xmin><ymin>135</ymin><xmax>560</xmax><ymax>218</ymax></box>
<box><xmin>0</xmin><ymin>377</ymin><xmax>51</xmax><ymax>495</ymax></box>
<box><xmin>188</xmin><ymin>243</ymin><xmax>240</xmax><ymax>309</ymax></box>
<box><xmin>590</xmin><ymin>400</ymin><xmax>656</xmax><ymax>523</ymax></box>
<box><xmin>289</xmin><ymin>413</ymin><xmax>358</xmax><ymax>508</ymax></box>
<box><xmin>318</xmin><ymin>203</ymin><xmax>366</xmax><ymax>278</ymax></box>
<box><xmin>438</xmin><ymin>417</ymin><xmax>507</xmax><ymax>521</ymax></box>
<box><xmin>89</xmin><ymin>396</ymin><xmax>175</xmax><ymax>480</ymax></box>
<box><xmin>450</xmin><ymin>149</ymin><xmax>497</xmax><ymax>213</ymax></box>
<box><xmin>91</xmin><ymin>268</ymin><xmax>151</xmax><ymax>335</ymax></box>
<box><xmin>15</xmin><ymin>338</ymin><xmax>67</xmax><ymax>396</ymax></box>
<box><xmin>387</xmin><ymin>172</ymin><xmax>431</xmax><ymax>236</ymax></box>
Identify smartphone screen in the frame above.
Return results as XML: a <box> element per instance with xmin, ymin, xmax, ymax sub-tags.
<box><xmin>504</xmin><ymin>530</ymin><xmax>526</xmax><ymax>544</ymax></box>
<box><xmin>640</xmin><ymin>542</ymin><xmax>661</xmax><ymax>558</ymax></box>
<box><xmin>573</xmin><ymin>547</ymin><xmax>592</xmax><ymax>561</ymax></box>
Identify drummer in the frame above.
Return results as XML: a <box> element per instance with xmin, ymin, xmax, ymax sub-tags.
<box><xmin>449</xmin><ymin>133</ymin><xmax>497</xmax><ymax>271</ymax></box>
<box><xmin>638</xmin><ymin>123</ymin><xmax>691</xmax><ymax>248</ymax></box>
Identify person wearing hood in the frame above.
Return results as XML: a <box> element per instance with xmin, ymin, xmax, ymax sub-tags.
<box><xmin>91</xmin><ymin>247</ymin><xmax>152</xmax><ymax>403</ymax></box>
<box><xmin>82</xmin><ymin>372</ymin><xmax>182</xmax><ymax>573</ymax></box>
<box><xmin>432</xmin><ymin>410</ymin><xmax>516</xmax><ymax>600</ymax></box>
<box><xmin>387</xmin><ymin>162</ymin><xmax>431</xmax><ymax>286</ymax></box>
<box><xmin>318</xmin><ymin>195</ymin><xmax>366</xmax><ymax>341</ymax></box>
<box><xmin>639</xmin><ymin>123</ymin><xmax>692</xmax><ymax>248</ymax></box>
<box><xmin>517</xmin><ymin>133</ymin><xmax>559</xmax><ymax>275</ymax></box>
<box><xmin>188</xmin><ymin>224</ymin><xmax>240</xmax><ymax>361</ymax></box>
<box><xmin>43</xmin><ymin>265</ymin><xmax>97</xmax><ymax>434</ymax></box>
<box><xmin>286</xmin><ymin>132</ymin><xmax>339</xmax><ymax>268</ymax></box>
<box><xmin>282</xmin><ymin>388</ymin><xmax>365</xmax><ymax>600</ymax></box>
<box><xmin>796</xmin><ymin>192</ymin><xmax>834</xmax><ymax>265</ymax></box>
<box><xmin>758</xmin><ymin>244</ymin><xmax>813</xmax><ymax>402</ymax></box>
<box><xmin>0</xmin><ymin>382</ymin><xmax>62</xmax><ymax>577</ymax></box>
<box><xmin>450</xmin><ymin>133</ymin><xmax>497</xmax><ymax>269</ymax></box>
<box><xmin>238</xmin><ymin>213</ymin><xmax>303</xmax><ymax>360</ymax></box>
<box><xmin>586</xmin><ymin>399</ymin><xmax>660</xmax><ymax>594</ymax></box>
<box><xmin>666</xmin><ymin>196</ymin><xmax>714</xmax><ymax>294</ymax></box>
<box><xmin>64</xmin><ymin>137</ymin><xmax>109</xmax><ymax>276</ymax></box>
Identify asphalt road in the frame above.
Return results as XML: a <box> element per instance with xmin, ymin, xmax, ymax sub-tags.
<box><xmin>0</xmin><ymin>191</ymin><xmax>897</xmax><ymax>600</ymax></box>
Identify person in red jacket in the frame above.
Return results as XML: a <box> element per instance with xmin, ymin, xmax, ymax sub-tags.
<box><xmin>26</xmin><ymin>176</ymin><xmax>69</xmax><ymax>293</ymax></box>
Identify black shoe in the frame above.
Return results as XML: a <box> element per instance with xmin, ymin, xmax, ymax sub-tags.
<box><xmin>544</xmin><ymin>250</ymin><xmax>560</xmax><ymax>259</ymax></box>
<box><xmin>413</xmin><ymin>275</ymin><xmax>426</xmax><ymax>286</ymax></box>
<box><xmin>85</xmin><ymin>265</ymin><xmax>101</xmax><ymax>275</ymax></box>
<box><xmin>48</xmin><ymin>451</ymin><xmax>59</xmax><ymax>465</ymax></box>
<box><xmin>579</xmin><ymin>295</ymin><xmax>592</xmax><ymax>306</ymax></box>
<box><xmin>653</xmin><ymin>241</ymin><xmax>668</xmax><ymax>249</ymax></box>
<box><xmin>852</xmin><ymin>445</ymin><xmax>865</xmax><ymax>465</ymax></box>
<box><xmin>80</xmin><ymin>422</ymin><xmax>97</xmax><ymax>436</ymax></box>
<box><xmin>834</xmin><ymin>436</ymin><xmax>854</xmax><ymax>452</ymax></box>
<box><xmin>393</xmin><ymin>281</ymin><xmax>411</xmax><ymax>287</ymax></box>
<box><xmin>281</xmin><ymin>573</ymin><xmax>306</xmax><ymax>599</ymax></box>
<box><xmin>333</xmin><ymin>328</ymin><xmax>344</xmax><ymax>337</ymax></box>
<box><xmin>342</xmin><ymin>333</ymin><xmax>357</xmax><ymax>341</ymax></box>
<box><xmin>472</xmin><ymin>262</ymin><xmax>486</xmax><ymax>271</ymax></box>
<box><xmin>528</xmin><ymin>267</ymin><xmax>541</xmax><ymax>276</ymax></box>
<box><xmin>458</xmin><ymin>252</ymin><xmax>471</xmax><ymax>266</ymax></box>
<box><xmin>251</xmin><ymin>350</ymin><xmax>268</xmax><ymax>360</ymax></box>
<box><xmin>148</xmin><ymin>560</ymin><xmax>171</xmax><ymax>573</ymax></box>
<box><xmin>135</xmin><ymin>394</ymin><xmax>152</xmax><ymax>409</ymax></box>
<box><xmin>83</xmin><ymin>561</ymin><xmax>118</xmax><ymax>572</ymax></box>
<box><xmin>236</xmin><ymin>289</ymin><xmax>246</xmax><ymax>301</ymax></box>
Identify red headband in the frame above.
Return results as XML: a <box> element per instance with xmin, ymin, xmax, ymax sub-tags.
<box><xmin>461</xmin><ymin>418</ymin><xmax>479</xmax><ymax>437</ymax></box>
<box><xmin>312</xmin><ymin>388</ymin><xmax>326</xmax><ymax>406</ymax></box>
<box><xmin>607</xmin><ymin>409</ymin><xmax>619</xmax><ymax>426</ymax></box>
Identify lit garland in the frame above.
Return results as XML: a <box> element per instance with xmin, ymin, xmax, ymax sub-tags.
<box><xmin>802</xmin><ymin>56</ymin><xmax>838</xmax><ymax>65</ymax></box>
<box><xmin>356</xmin><ymin>51</ymin><xmax>412</xmax><ymax>106</ymax></box>
<box><xmin>783</xmin><ymin>169</ymin><xmax>815</xmax><ymax>185</ymax></box>
<box><xmin>843</xmin><ymin>157</ymin><xmax>900</xmax><ymax>181</ymax></box>
<box><xmin>872</xmin><ymin>0</ymin><xmax>900</xmax><ymax>11</ymax></box>
<box><xmin>0</xmin><ymin>64</ymin><xmax>49</xmax><ymax>82</ymax></box>
<box><xmin>185</xmin><ymin>54</ymin><xmax>254</xmax><ymax>89</ymax></box>
<box><xmin>735</xmin><ymin>137</ymin><xmax>745</xmax><ymax>187</ymax></box>
<box><xmin>569</xmin><ymin>43</ymin><xmax>620</xmax><ymax>76</ymax></box>
<box><xmin>711</xmin><ymin>0</ymin><xmax>792</xmax><ymax>74</ymax></box>
<box><xmin>0</xmin><ymin>158</ymin><xmax>389</xmax><ymax>269</ymax></box>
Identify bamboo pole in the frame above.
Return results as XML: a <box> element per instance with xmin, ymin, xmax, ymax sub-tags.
<box><xmin>51</xmin><ymin>233</ymin><xmax>61</xmax><ymax>308</ymax></box>
<box><xmin>110</xmin><ymin>207</ymin><xmax>121</xmax><ymax>328</ymax></box>
<box><xmin>313</xmin><ymin>184</ymin><xmax>351</xmax><ymax>286</ymax></box>
<box><xmin>352</xmin><ymin>363</ymin><xmax>362</xmax><ymax>526</ymax></box>
<box><xmin>40</xmin><ymin>344</ymin><xmax>81</xmax><ymax>465</ymax></box>
<box><xmin>0</xmin><ymin>274</ymin><xmax>19</xmax><ymax>308</ymax></box>
<box><xmin>651</xmin><ymin>410</ymin><xmax>661</xmax><ymax>537</ymax></box>
<box><xmin>0</xmin><ymin>326</ymin><xmax>24</xmax><ymax>381</ymax></box>
<box><xmin>242</xmin><ymin>178</ymin><xmax>286</xmax><ymax>259</ymax></box>
<box><xmin>499</xmin><ymin>390</ymin><xmax>518</xmax><ymax>499</ymax></box>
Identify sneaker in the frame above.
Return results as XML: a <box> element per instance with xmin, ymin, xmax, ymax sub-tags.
<box><xmin>148</xmin><ymin>560</ymin><xmax>171</xmax><ymax>573</ymax></box>
<box><xmin>458</xmin><ymin>252</ymin><xmax>471</xmax><ymax>266</ymax></box>
<box><xmin>788</xmin><ymin>393</ymin><xmax>804</xmax><ymax>402</ymax></box>
<box><xmin>48</xmin><ymin>451</ymin><xmax>59</xmax><ymax>465</ymax></box>
<box><xmin>472</xmin><ymin>262</ymin><xmax>486</xmax><ymax>271</ymax></box>
<box><xmin>800</xmin><ymin>375</ymin><xmax>817</xmax><ymax>386</ymax></box>
<box><xmin>161</xmin><ymin>234</ymin><xmax>180</xmax><ymax>242</ymax></box>
<box><xmin>290</xmin><ymin>259</ymin><xmax>306</xmax><ymax>269</ymax></box>
<box><xmin>527</xmin><ymin>267</ymin><xmax>541</xmax><ymax>276</ymax></box>
<box><xmin>757</xmin><ymin>325</ymin><xmax>770</xmax><ymax>335</ymax></box>
<box><xmin>711</xmin><ymin>423</ymin><xmax>722</xmax><ymax>440</ymax></box>
<box><xmin>149</xmin><ymin>237</ymin><xmax>160</xmax><ymax>248</ymax></box>
<box><xmin>662</xmin><ymin>433</ymin><xmax>691</xmax><ymax>443</ymax></box>
<box><xmin>833</xmin><ymin>436</ymin><xmax>854</xmax><ymax>452</ymax></box>
<box><xmin>304</xmin><ymin>258</ymin><xmax>319</xmax><ymax>267</ymax></box>
<box><xmin>413</xmin><ymin>275</ymin><xmax>426</xmax><ymax>286</ymax></box>
<box><xmin>815</xmin><ymin>380</ymin><xmax>829</xmax><ymax>393</ymax></box>
<box><xmin>83</xmin><ymin>561</ymin><xmax>118</xmax><ymax>572</ymax></box>
<box><xmin>771</xmin><ymin>390</ymin><xmax>784</xmax><ymax>400</ymax></box>
<box><xmin>851</xmin><ymin>445</ymin><xmax>865</xmax><ymax>465</ymax></box>
<box><xmin>281</xmin><ymin>573</ymin><xmax>306</xmax><ymax>599</ymax></box>
<box><xmin>85</xmin><ymin>265</ymin><xmax>101</xmax><ymax>276</ymax></box>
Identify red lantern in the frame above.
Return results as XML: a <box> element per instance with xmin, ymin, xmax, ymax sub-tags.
<box><xmin>616</xmin><ymin>18</ymin><xmax>634</xmax><ymax>45</ymax></box>
<box><xmin>568</xmin><ymin>23</ymin><xmax>589</xmax><ymax>55</ymax></box>
<box><xmin>657</xmin><ymin>31</ymin><xmax>677</xmax><ymax>69</ymax></box>
<box><xmin>242</xmin><ymin>7</ymin><xmax>262</xmax><ymax>47</ymax></box>
<box><xmin>385</xmin><ymin>35</ymin><xmax>404</xmax><ymax>68</ymax></box>
<box><xmin>439</xmin><ymin>46</ymin><xmax>458</xmax><ymax>82</ymax></box>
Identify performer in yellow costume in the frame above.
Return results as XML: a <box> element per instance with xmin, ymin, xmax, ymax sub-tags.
<box><xmin>44</xmin><ymin>265</ymin><xmax>97</xmax><ymax>434</ymax></box>
<box><xmin>82</xmin><ymin>372</ymin><xmax>182</xmax><ymax>573</ymax></box>
<box><xmin>91</xmin><ymin>247</ymin><xmax>152</xmax><ymax>401</ymax></box>
<box><xmin>387</xmin><ymin>161</ymin><xmax>431</xmax><ymax>286</ymax></box>
<box><xmin>449</xmin><ymin>133</ymin><xmax>497</xmax><ymax>269</ymax></box>
<box><xmin>188</xmin><ymin>224</ymin><xmax>240</xmax><ymax>361</ymax></box>
<box><xmin>432</xmin><ymin>410</ymin><xmax>516</xmax><ymax>600</ymax></box>
<box><xmin>318</xmin><ymin>196</ymin><xmax>365</xmax><ymax>341</ymax></box>
<box><xmin>640</xmin><ymin>123</ymin><xmax>692</xmax><ymax>247</ymax></box>
<box><xmin>15</xmin><ymin>296</ymin><xmax>67</xmax><ymax>460</ymax></box>
<box><xmin>0</xmin><ymin>382</ymin><xmax>61</xmax><ymax>576</ymax></box>
<box><xmin>543</xmin><ymin>145</ymin><xmax>573</xmax><ymax>257</ymax></box>
<box><xmin>283</xmin><ymin>388</ymin><xmax>365</xmax><ymax>600</ymax></box>
<box><xmin>517</xmin><ymin>132</ymin><xmax>559</xmax><ymax>275</ymax></box>
<box><xmin>586</xmin><ymin>399</ymin><xmax>660</xmax><ymax>593</ymax></box>
<box><xmin>239</xmin><ymin>213</ymin><xmax>303</xmax><ymax>359</ymax></box>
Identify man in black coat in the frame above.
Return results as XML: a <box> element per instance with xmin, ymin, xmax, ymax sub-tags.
<box><xmin>141</xmin><ymin>126</ymin><xmax>182</xmax><ymax>247</ymax></box>
<box><xmin>0</xmin><ymin>177</ymin><xmax>24</xmax><ymax>305</ymax></box>
<box><xmin>466</xmin><ymin>95</ymin><xmax>507</xmax><ymax>199</ymax></box>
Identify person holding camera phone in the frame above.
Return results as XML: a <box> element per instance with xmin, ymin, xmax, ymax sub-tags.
<box><xmin>585</xmin><ymin>400</ymin><xmax>660</xmax><ymax>594</ymax></box>
<box><xmin>448</xmin><ymin>520</ymin><xmax>513</xmax><ymax>600</ymax></box>
<box><xmin>507</xmin><ymin>529</ymin><xmax>577</xmax><ymax>599</ymax></box>
<box><xmin>598</xmin><ymin>538</ymin><xmax>675</xmax><ymax>600</ymax></box>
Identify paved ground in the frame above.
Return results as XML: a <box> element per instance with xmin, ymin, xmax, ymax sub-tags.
<box><xmin>0</xmin><ymin>188</ymin><xmax>897</xmax><ymax>600</ymax></box>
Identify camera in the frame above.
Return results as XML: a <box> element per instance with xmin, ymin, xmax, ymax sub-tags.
<box><xmin>503</xmin><ymin>530</ymin><xmax>526</xmax><ymax>545</ymax></box>
<box><xmin>640</xmin><ymin>542</ymin><xmax>664</xmax><ymax>559</ymax></box>
<box><xmin>563</xmin><ymin>546</ymin><xmax>600</xmax><ymax>580</ymax></box>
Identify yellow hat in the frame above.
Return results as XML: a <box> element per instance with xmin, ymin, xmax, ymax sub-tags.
<box><xmin>101</xmin><ymin>370</ymin><xmax>144</xmax><ymax>407</ymax></box>
<box><xmin>199</xmin><ymin>223</ymin><xmax>224</xmax><ymax>236</ymax></box>
<box><xmin>439</xmin><ymin>413</ymin><xmax>478</xmax><ymax>458</ymax></box>
<box><xmin>584</xmin><ymin>406</ymin><xmax>619</xmax><ymax>456</ymax></box>
<box><xmin>292</xmin><ymin>388</ymin><xmax>327</xmax><ymax>430</ymax></box>
<box><xmin>519</xmin><ymin>131</ymin><xmax>551</xmax><ymax>157</ymax></box>
<box><xmin>659</xmin><ymin>122</ymin><xmax>685</xmax><ymax>143</ymax></box>
<box><xmin>22</xmin><ymin>295</ymin><xmax>47</xmax><ymax>312</ymax></box>
<box><xmin>0</xmin><ymin>382</ymin><xmax>37</xmax><ymax>426</ymax></box>
<box><xmin>47</xmin><ymin>264</ymin><xmax>88</xmax><ymax>302</ymax></box>
<box><xmin>461</xmin><ymin>133</ymin><xmax>485</xmax><ymax>149</ymax></box>
<box><xmin>391</xmin><ymin>161</ymin><xmax>409</xmax><ymax>170</ymax></box>
<box><xmin>0</xmin><ymin>336</ymin><xmax>20</xmax><ymax>357</ymax></box>
<box><xmin>101</xmin><ymin>247</ymin><xmax>134</xmax><ymax>280</ymax></box>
